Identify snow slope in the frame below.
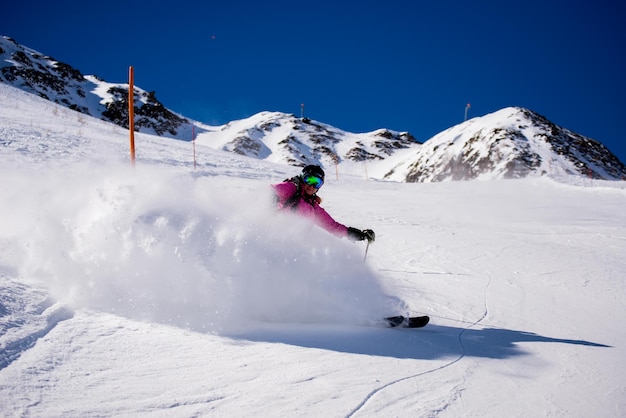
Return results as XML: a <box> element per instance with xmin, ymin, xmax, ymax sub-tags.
<box><xmin>1</xmin><ymin>83</ymin><xmax>625</xmax><ymax>417</ymax></box>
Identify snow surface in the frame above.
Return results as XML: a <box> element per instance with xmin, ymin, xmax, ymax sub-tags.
<box><xmin>1</xmin><ymin>82</ymin><xmax>625</xmax><ymax>417</ymax></box>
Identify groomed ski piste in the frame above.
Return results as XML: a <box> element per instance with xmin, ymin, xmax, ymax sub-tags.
<box><xmin>1</xmin><ymin>83</ymin><xmax>625</xmax><ymax>417</ymax></box>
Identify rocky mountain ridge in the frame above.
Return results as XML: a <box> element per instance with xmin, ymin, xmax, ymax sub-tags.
<box><xmin>384</xmin><ymin>107</ymin><xmax>626</xmax><ymax>182</ymax></box>
<box><xmin>0</xmin><ymin>36</ymin><xmax>190</xmax><ymax>138</ymax></box>
<box><xmin>0</xmin><ymin>36</ymin><xmax>416</xmax><ymax>170</ymax></box>
<box><xmin>194</xmin><ymin>111</ymin><xmax>418</xmax><ymax>168</ymax></box>
<box><xmin>2</xmin><ymin>35</ymin><xmax>624</xmax><ymax>181</ymax></box>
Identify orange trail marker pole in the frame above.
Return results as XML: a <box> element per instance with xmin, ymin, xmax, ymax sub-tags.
<box><xmin>128</xmin><ymin>66</ymin><xmax>136</xmax><ymax>166</ymax></box>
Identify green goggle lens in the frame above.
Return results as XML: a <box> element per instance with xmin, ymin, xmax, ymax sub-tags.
<box><xmin>303</xmin><ymin>175</ymin><xmax>324</xmax><ymax>189</ymax></box>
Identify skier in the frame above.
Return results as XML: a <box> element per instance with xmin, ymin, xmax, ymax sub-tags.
<box><xmin>272</xmin><ymin>165</ymin><xmax>375</xmax><ymax>243</ymax></box>
<box><xmin>272</xmin><ymin>165</ymin><xmax>429</xmax><ymax>329</ymax></box>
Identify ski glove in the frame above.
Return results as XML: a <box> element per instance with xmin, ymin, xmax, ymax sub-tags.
<box><xmin>347</xmin><ymin>227</ymin><xmax>376</xmax><ymax>243</ymax></box>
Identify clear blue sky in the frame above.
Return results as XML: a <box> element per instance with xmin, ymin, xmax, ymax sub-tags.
<box><xmin>3</xmin><ymin>0</ymin><xmax>625</xmax><ymax>163</ymax></box>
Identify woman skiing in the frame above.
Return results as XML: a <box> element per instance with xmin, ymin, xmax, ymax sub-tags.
<box><xmin>272</xmin><ymin>165</ymin><xmax>375</xmax><ymax>242</ymax></box>
<box><xmin>272</xmin><ymin>165</ymin><xmax>429</xmax><ymax>328</ymax></box>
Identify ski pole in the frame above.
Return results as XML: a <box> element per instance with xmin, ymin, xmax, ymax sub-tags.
<box><xmin>363</xmin><ymin>240</ymin><xmax>371</xmax><ymax>263</ymax></box>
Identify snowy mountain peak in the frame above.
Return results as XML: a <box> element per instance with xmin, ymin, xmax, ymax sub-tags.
<box><xmin>0</xmin><ymin>35</ymin><xmax>191</xmax><ymax>138</ymax></box>
<box><xmin>385</xmin><ymin>107</ymin><xmax>626</xmax><ymax>182</ymax></box>
<box><xmin>196</xmin><ymin>111</ymin><xmax>419</xmax><ymax>167</ymax></box>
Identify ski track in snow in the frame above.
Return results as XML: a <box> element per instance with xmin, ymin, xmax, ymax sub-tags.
<box><xmin>346</xmin><ymin>259</ymin><xmax>494</xmax><ymax>417</ymax></box>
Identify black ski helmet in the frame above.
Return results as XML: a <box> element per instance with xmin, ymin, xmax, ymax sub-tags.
<box><xmin>301</xmin><ymin>164</ymin><xmax>325</xmax><ymax>180</ymax></box>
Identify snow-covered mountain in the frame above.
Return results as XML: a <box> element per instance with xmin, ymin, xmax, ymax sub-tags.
<box><xmin>384</xmin><ymin>107</ymin><xmax>626</xmax><ymax>182</ymax></box>
<box><xmin>0</xmin><ymin>35</ymin><xmax>418</xmax><ymax>169</ymax></box>
<box><xmin>0</xmin><ymin>36</ymin><xmax>194</xmax><ymax>139</ymax></box>
<box><xmin>194</xmin><ymin>111</ymin><xmax>418</xmax><ymax>167</ymax></box>
<box><xmin>2</xmin><ymin>35</ymin><xmax>625</xmax><ymax>182</ymax></box>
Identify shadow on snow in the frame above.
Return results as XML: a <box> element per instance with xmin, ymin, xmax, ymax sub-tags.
<box><xmin>229</xmin><ymin>323</ymin><xmax>611</xmax><ymax>361</ymax></box>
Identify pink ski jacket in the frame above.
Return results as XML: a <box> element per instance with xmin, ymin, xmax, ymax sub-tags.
<box><xmin>273</xmin><ymin>181</ymin><xmax>349</xmax><ymax>238</ymax></box>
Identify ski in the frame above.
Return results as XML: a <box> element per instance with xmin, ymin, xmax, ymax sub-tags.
<box><xmin>385</xmin><ymin>315</ymin><xmax>430</xmax><ymax>328</ymax></box>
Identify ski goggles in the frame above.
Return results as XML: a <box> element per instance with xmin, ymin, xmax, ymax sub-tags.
<box><xmin>303</xmin><ymin>174</ymin><xmax>324</xmax><ymax>189</ymax></box>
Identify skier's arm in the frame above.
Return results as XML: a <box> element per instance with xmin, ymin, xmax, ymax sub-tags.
<box><xmin>312</xmin><ymin>204</ymin><xmax>375</xmax><ymax>242</ymax></box>
<box><xmin>312</xmin><ymin>205</ymin><xmax>349</xmax><ymax>237</ymax></box>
